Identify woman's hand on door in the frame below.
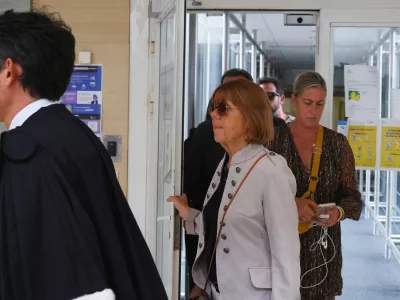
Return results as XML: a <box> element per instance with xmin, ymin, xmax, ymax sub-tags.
<box><xmin>168</xmin><ymin>194</ymin><xmax>190</xmax><ymax>219</ymax></box>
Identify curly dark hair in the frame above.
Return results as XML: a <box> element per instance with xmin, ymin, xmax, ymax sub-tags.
<box><xmin>0</xmin><ymin>9</ymin><xmax>75</xmax><ymax>101</ymax></box>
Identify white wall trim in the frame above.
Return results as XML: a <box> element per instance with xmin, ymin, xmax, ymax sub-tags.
<box><xmin>187</xmin><ymin>0</ymin><xmax>400</xmax><ymax>10</ymax></box>
<box><xmin>144</xmin><ymin>17</ymin><xmax>160</xmax><ymax>258</ymax></box>
<box><xmin>316</xmin><ymin>9</ymin><xmax>331</xmax><ymax>128</ymax></box>
<box><xmin>318</xmin><ymin>8</ymin><xmax>400</xmax><ymax>129</ymax></box>
<box><xmin>128</xmin><ymin>0</ymin><xmax>150</xmax><ymax>236</ymax></box>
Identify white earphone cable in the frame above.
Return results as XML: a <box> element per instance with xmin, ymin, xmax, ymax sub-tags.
<box><xmin>300</xmin><ymin>222</ymin><xmax>336</xmax><ymax>289</ymax></box>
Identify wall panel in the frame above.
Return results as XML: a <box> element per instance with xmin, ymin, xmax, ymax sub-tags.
<box><xmin>33</xmin><ymin>0</ymin><xmax>130</xmax><ymax>194</ymax></box>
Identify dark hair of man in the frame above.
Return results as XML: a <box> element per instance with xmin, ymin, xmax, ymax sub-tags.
<box><xmin>257</xmin><ymin>77</ymin><xmax>284</xmax><ymax>95</ymax></box>
<box><xmin>204</xmin><ymin>69</ymin><xmax>254</xmax><ymax>120</ymax></box>
<box><xmin>0</xmin><ymin>9</ymin><xmax>76</xmax><ymax>101</ymax></box>
<box><xmin>220</xmin><ymin>68</ymin><xmax>253</xmax><ymax>84</ymax></box>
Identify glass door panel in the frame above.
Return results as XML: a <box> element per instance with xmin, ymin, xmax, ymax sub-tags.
<box><xmin>157</xmin><ymin>9</ymin><xmax>176</xmax><ymax>298</ymax></box>
<box><xmin>331</xmin><ymin>23</ymin><xmax>400</xmax><ymax>263</ymax></box>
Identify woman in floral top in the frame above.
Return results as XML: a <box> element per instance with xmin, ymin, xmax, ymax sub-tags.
<box><xmin>267</xmin><ymin>71</ymin><xmax>362</xmax><ymax>300</ymax></box>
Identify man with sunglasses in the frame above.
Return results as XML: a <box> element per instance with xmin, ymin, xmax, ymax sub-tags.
<box><xmin>183</xmin><ymin>68</ymin><xmax>286</xmax><ymax>299</ymax></box>
<box><xmin>258</xmin><ymin>77</ymin><xmax>295</xmax><ymax>123</ymax></box>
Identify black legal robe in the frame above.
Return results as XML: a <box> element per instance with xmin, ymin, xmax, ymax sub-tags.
<box><xmin>0</xmin><ymin>104</ymin><xmax>168</xmax><ymax>300</ymax></box>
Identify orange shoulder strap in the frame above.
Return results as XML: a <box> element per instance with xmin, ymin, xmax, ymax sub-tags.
<box><xmin>299</xmin><ymin>125</ymin><xmax>323</xmax><ymax>234</ymax></box>
<box><xmin>301</xmin><ymin>125</ymin><xmax>324</xmax><ymax>199</ymax></box>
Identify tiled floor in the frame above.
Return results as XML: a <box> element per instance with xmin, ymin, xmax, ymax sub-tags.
<box><xmin>340</xmin><ymin>216</ymin><xmax>400</xmax><ymax>299</ymax></box>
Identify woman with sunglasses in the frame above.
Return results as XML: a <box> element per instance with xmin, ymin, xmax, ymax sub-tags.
<box><xmin>169</xmin><ymin>80</ymin><xmax>301</xmax><ymax>300</ymax></box>
<box><xmin>267</xmin><ymin>71</ymin><xmax>362</xmax><ymax>300</ymax></box>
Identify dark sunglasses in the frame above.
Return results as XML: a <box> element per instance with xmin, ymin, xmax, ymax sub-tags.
<box><xmin>209</xmin><ymin>102</ymin><xmax>230</xmax><ymax>116</ymax></box>
<box><xmin>266</xmin><ymin>92</ymin><xmax>280</xmax><ymax>101</ymax></box>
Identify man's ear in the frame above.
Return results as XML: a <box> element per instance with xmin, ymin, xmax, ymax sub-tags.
<box><xmin>280</xmin><ymin>95</ymin><xmax>286</xmax><ymax>105</ymax></box>
<box><xmin>3</xmin><ymin>58</ymin><xmax>22</xmax><ymax>86</ymax></box>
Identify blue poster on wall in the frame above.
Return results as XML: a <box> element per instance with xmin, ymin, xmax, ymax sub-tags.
<box><xmin>61</xmin><ymin>65</ymin><xmax>103</xmax><ymax>139</ymax></box>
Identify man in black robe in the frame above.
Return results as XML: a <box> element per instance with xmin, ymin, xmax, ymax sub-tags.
<box><xmin>0</xmin><ymin>10</ymin><xmax>168</xmax><ymax>300</ymax></box>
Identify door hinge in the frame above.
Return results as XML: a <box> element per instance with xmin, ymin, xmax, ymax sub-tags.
<box><xmin>149</xmin><ymin>90</ymin><xmax>155</xmax><ymax>114</ymax></box>
<box><xmin>150</xmin><ymin>30</ymin><xmax>156</xmax><ymax>54</ymax></box>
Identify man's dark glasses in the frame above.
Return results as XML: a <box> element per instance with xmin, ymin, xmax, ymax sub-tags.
<box><xmin>266</xmin><ymin>92</ymin><xmax>280</xmax><ymax>101</ymax></box>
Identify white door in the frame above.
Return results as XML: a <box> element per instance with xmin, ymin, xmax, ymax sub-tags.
<box><xmin>318</xmin><ymin>8</ymin><xmax>400</xmax><ymax>263</ymax></box>
<box><xmin>154</xmin><ymin>0</ymin><xmax>186</xmax><ymax>299</ymax></box>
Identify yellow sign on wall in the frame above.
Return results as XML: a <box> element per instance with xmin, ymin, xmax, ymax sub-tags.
<box><xmin>348</xmin><ymin>125</ymin><xmax>377</xmax><ymax>168</ymax></box>
<box><xmin>380</xmin><ymin>126</ymin><xmax>400</xmax><ymax>169</ymax></box>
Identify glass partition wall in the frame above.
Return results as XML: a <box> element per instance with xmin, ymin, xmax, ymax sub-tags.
<box><xmin>332</xmin><ymin>27</ymin><xmax>400</xmax><ymax>263</ymax></box>
<box><xmin>187</xmin><ymin>13</ymin><xmax>275</xmax><ymax>128</ymax></box>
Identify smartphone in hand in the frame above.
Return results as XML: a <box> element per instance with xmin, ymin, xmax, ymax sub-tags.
<box><xmin>315</xmin><ymin>203</ymin><xmax>336</xmax><ymax>219</ymax></box>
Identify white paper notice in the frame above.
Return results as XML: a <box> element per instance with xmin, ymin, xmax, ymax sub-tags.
<box><xmin>344</xmin><ymin>65</ymin><xmax>380</xmax><ymax>119</ymax></box>
<box><xmin>391</xmin><ymin>89</ymin><xmax>400</xmax><ymax>119</ymax></box>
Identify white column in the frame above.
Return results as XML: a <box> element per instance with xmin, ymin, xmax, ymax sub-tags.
<box><xmin>251</xmin><ymin>30</ymin><xmax>257</xmax><ymax>80</ymax></box>
<box><xmin>221</xmin><ymin>13</ymin><xmax>229</xmax><ymax>73</ymax></box>
<box><xmin>239</xmin><ymin>14</ymin><xmax>246</xmax><ymax>69</ymax></box>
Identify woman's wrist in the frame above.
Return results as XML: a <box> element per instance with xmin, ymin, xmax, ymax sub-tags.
<box><xmin>336</xmin><ymin>206</ymin><xmax>345</xmax><ymax>222</ymax></box>
<box><xmin>182</xmin><ymin>206</ymin><xmax>190</xmax><ymax>220</ymax></box>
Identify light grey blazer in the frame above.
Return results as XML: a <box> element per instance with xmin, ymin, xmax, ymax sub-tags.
<box><xmin>184</xmin><ymin>144</ymin><xmax>301</xmax><ymax>300</ymax></box>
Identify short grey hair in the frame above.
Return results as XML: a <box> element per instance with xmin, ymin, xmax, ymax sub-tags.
<box><xmin>293</xmin><ymin>71</ymin><xmax>327</xmax><ymax>95</ymax></box>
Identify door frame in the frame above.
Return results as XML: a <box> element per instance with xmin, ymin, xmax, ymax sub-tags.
<box><xmin>147</xmin><ymin>0</ymin><xmax>187</xmax><ymax>298</ymax></box>
<box><xmin>186</xmin><ymin>0</ymin><xmax>400</xmax><ymax>11</ymax></box>
<box><xmin>318</xmin><ymin>9</ymin><xmax>400</xmax><ymax>129</ymax></box>
<box><xmin>319</xmin><ymin>8</ymin><xmax>400</xmax><ymax>263</ymax></box>
<box><xmin>182</xmin><ymin>9</ymin><xmax>323</xmax><ymax>127</ymax></box>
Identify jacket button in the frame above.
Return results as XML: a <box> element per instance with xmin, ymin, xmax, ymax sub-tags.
<box><xmin>221</xmin><ymin>234</ymin><xmax>227</xmax><ymax>240</ymax></box>
<box><xmin>220</xmin><ymin>221</ymin><xmax>226</xmax><ymax>227</ymax></box>
<box><xmin>228</xmin><ymin>193</ymin><xmax>233</xmax><ymax>199</ymax></box>
<box><xmin>231</xmin><ymin>180</ymin><xmax>236</xmax><ymax>186</ymax></box>
<box><xmin>217</xmin><ymin>171</ymin><xmax>221</xmax><ymax>176</ymax></box>
<box><xmin>223</xmin><ymin>205</ymin><xmax>228</xmax><ymax>211</ymax></box>
<box><xmin>236</xmin><ymin>167</ymin><xmax>241</xmax><ymax>173</ymax></box>
<box><xmin>269</xmin><ymin>151</ymin><xmax>275</xmax><ymax>156</ymax></box>
<box><xmin>223</xmin><ymin>248</ymin><xmax>229</xmax><ymax>254</ymax></box>
<box><xmin>212</xmin><ymin>183</ymin><xmax>216</xmax><ymax>188</ymax></box>
<box><xmin>199</xmin><ymin>243</ymin><xmax>203</xmax><ymax>248</ymax></box>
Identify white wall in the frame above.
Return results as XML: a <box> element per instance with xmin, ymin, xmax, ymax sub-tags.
<box><xmin>0</xmin><ymin>0</ymin><xmax>30</xmax><ymax>12</ymax></box>
<box><xmin>152</xmin><ymin>0</ymin><xmax>173</xmax><ymax>13</ymax></box>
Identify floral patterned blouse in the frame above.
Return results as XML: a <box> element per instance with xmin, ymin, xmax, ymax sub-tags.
<box><xmin>266</xmin><ymin>125</ymin><xmax>362</xmax><ymax>300</ymax></box>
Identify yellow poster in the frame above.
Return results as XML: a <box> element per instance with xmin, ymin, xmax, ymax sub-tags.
<box><xmin>380</xmin><ymin>126</ymin><xmax>400</xmax><ymax>169</ymax></box>
<box><xmin>348</xmin><ymin>125</ymin><xmax>377</xmax><ymax>168</ymax></box>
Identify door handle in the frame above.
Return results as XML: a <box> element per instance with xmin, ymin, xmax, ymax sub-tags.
<box><xmin>157</xmin><ymin>215</ymin><xmax>171</xmax><ymax>222</ymax></box>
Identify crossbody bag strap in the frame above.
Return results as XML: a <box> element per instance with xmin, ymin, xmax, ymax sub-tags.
<box><xmin>203</xmin><ymin>153</ymin><xmax>267</xmax><ymax>291</ymax></box>
<box><xmin>303</xmin><ymin>125</ymin><xmax>324</xmax><ymax>199</ymax></box>
<box><xmin>298</xmin><ymin>125</ymin><xmax>324</xmax><ymax>234</ymax></box>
